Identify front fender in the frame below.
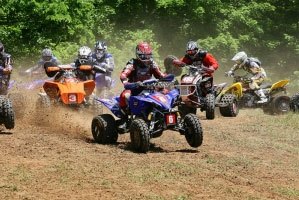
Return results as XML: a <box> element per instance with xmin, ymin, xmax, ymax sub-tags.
<box><xmin>220</xmin><ymin>82</ymin><xmax>243</xmax><ymax>99</ymax></box>
<box><xmin>96</xmin><ymin>97</ymin><xmax>123</xmax><ymax>118</ymax></box>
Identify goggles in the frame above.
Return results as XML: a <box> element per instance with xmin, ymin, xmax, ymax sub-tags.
<box><xmin>138</xmin><ymin>54</ymin><xmax>152</xmax><ymax>60</ymax></box>
<box><xmin>96</xmin><ymin>49</ymin><xmax>105</xmax><ymax>54</ymax></box>
<box><xmin>186</xmin><ymin>50</ymin><xmax>197</xmax><ymax>56</ymax></box>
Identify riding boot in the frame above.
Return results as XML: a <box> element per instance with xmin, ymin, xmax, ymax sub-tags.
<box><xmin>255</xmin><ymin>89</ymin><xmax>268</xmax><ymax>103</ymax></box>
<box><xmin>118</xmin><ymin>107</ymin><xmax>129</xmax><ymax>133</ymax></box>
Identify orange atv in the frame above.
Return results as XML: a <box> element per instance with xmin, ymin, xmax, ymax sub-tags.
<box><xmin>36</xmin><ymin>64</ymin><xmax>104</xmax><ymax>113</ymax></box>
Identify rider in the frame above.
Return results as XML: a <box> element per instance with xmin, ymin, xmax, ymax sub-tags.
<box><xmin>119</xmin><ymin>42</ymin><xmax>168</xmax><ymax>130</ymax></box>
<box><xmin>227</xmin><ymin>51</ymin><xmax>268</xmax><ymax>103</ymax></box>
<box><xmin>74</xmin><ymin>46</ymin><xmax>94</xmax><ymax>81</ymax></box>
<box><xmin>91</xmin><ymin>41</ymin><xmax>115</xmax><ymax>90</ymax></box>
<box><xmin>173</xmin><ymin>40</ymin><xmax>219</xmax><ymax>82</ymax></box>
<box><xmin>0</xmin><ymin>42</ymin><xmax>13</xmax><ymax>95</ymax></box>
<box><xmin>40</xmin><ymin>48</ymin><xmax>61</xmax><ymax>79</ymax></box>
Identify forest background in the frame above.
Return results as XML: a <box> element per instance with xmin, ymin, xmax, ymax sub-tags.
<box><xmin>0</xmin><ymin>0</ymin><xmax>299</xmax><ymax>91</ymax></box>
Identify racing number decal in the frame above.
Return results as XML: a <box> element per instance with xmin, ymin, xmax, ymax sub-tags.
<box><xmin>69</xmin><ymin>94</ymin><xmax>77</xmax><ymax>102</ymax></box>
<box><xmin>166</xmin><ymin>113</ymin><xmax>177</xmax><ymax>125</ymax></box>
<box><xmin>182</xmin><ymin>76</ymin><xmax>193</xmax><ymax>83</ymax></box>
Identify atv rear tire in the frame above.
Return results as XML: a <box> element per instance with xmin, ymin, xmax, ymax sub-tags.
<box><xmin>130</xmin><ymin>118</ymin><xmax>150</xmax><ymax>153</ymax></box>
<box><xmin>164</xmin><ymin>55</ymin><xmax>182</xmax><ymax>76</ymax></box>
<box><xmin>91</xmin><ymin>114</ymin><xmax>118</xmax><ymax>144</ymax></box>
<box><xmin>184</xmin><ymin>113</ymin><xmax>203</xmax><ymax>148</ymax></box>
<box><xmin>290</xmin><ymin>93</ymin><xmax>299</xmax><ymax>112</ymax></box>
<box><xmin>2</xmin><ymin>97</ymin><xmax>15</xmax><ymax>129</ymax></box>
<box><xmin>205</xmin><ymin>93</ymin><xmax>215</xmax><ymax>120</ymax></box>
<box><xmin>219</xmin><ymin>94</ymin><xmax>239</xmax><ymax>117</ymax></box>
<box><xmin>36</xmin><ymin>95</ymin><xmax>51</xmax><ymax>109</ymax></box>
<box><xmin>271</xmin><ymin>95</ymin><xmax>290</xmax><ymax>114</ymax></box>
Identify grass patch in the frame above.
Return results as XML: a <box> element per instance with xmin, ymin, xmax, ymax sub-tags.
<box><xmin>275</xmin><ymin>186</ymin><xmax>299</xmax><ymax>198</ymax></box>
<box><xmin>0</xmin><ymin>184</ymin><xmax>18</xmax><ymax>192</ymax></box>
<box><xmin>225</xmin><ymin>155</ymin><xmax>253</xmax><ymax>169</ymax></box>
<box><xmin>125</xmin><ymin>161</ymin><xmax>200</xmax><ymax>184</ymax></box>
<box><xmin>9</xmin><ymin>165</ymin><xmax>32</xmax><ymax>182</ymax></box>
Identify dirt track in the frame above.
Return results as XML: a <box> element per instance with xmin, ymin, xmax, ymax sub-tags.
<box><xmin>0</xmin><ymin>92</ymin><xmax>298</xmax><ymax>200</ymax></box>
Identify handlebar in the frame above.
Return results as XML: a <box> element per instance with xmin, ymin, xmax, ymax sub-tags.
<box><xmin>93</xmin><ymin>65</ymin><xmax>107</xmax><ymax>73</ymax></box>
<box><xmin>225</xmin><ymin>72</ymin><xmax>252</xmax><ymax>83</ymax></box>
<box><xmin>125</xmin><ymin>77</ymin><xmax>176</xmax><ymax>90</ymax></box>
<box><xmin>186</xmin><ymin>65</ymin><xmax>214</xmax><ymax>73</ymax></box>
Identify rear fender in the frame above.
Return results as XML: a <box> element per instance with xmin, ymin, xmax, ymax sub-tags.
<box><xmin>58</xmin><ymin>82</ymin><xmax>85</xmax><ymax>104</ymax></box>
<box><xmin>83</xmin><ymin>80</ymin><xmax>96</xmax><ymax>96</ymax></box>
<box><xmin>269</xmin><ymin>80</ymin><xmax>289</xmax><ymax>93</ymax></box>
<box><xmin>43</xmin><ymin>81</ymin><xmax>59</xmax><ymax>99</ymax></box>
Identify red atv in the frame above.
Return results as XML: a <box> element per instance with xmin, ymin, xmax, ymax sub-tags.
<box><xmin>177</xmin><ymin>65</ymin><xmax>216</xmax><ymax>119</ymax></box>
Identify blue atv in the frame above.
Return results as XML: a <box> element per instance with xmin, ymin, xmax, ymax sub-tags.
<box><xmin>91</xmin><ymin>75</ymin><xmax>203</xmax><ymax>153</ymax></box>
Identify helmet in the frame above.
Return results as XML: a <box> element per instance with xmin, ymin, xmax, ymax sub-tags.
<box><xmin>78</xmin><ymin>46</ymin><xmax>92</xmax><ymax>61</ymax></box>
<box><xmin>136</xmin><ymin>42</ymin><xmax>153</xmax><ymax>66</ymax></box>
<box><xmin>42</xmin><ymin>48</ymin><xmax>53</xmax><ymax>61</ymax></box>
<box><xmin>94</xmin><ymin>40</ymin><xmax>107</xmax><ymax>60</ymax></box>
<box><xmin>0</xmin><ymin>42</ymin><xmax>4</xmax><ymax>54</ymax></box>
<box><xmin>186</xmin><ymin>41</ymin><xmax>199</xmax><ymax>56</ymax></box>
<box><xmin>232</xmin><ymin>51</ymin><xmax>247</xmax><ymax>65</ymax></box>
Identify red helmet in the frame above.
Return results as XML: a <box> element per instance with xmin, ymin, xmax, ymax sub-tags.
<box><xmin>136</xmin><ymin>42</ymin><xmax>153</xmax><ymax>65</ymax></box>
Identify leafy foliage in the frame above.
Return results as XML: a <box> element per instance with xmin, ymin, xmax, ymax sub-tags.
<box><xmin>0</xmin><ymin>0</ymin><xmax>298</xmax><ymax>88</ymax></box>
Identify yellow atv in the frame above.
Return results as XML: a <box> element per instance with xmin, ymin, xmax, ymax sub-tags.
<box><xmin>217</xmin><ymin>74</ymin><xmax>290</xmax><ymax>115</ymax></box>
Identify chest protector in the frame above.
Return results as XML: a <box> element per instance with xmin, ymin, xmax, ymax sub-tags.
<box><xmin>186</xmin><ymin>50</ymin><xmax>207</xmax><ymax>67</ymax></box>
<box><xmin>243</xmin><ymin>57</ymin><xmax>262</xmax><ymax>73</ymax></box>
<box><xmin>134</xmin><ymin>64</ymin><xmax>153</xmax><ymax>82</ymax></box>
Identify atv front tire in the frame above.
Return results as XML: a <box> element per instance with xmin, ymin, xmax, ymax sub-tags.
<box><xmin>130</xmin><ymin>118</ymin><xmax>150</xmax><ymax>153</ymax></box>
<box><xmin>2</xmin><ymin>97</ymin><xmax>15</xmax><ymax>129</ymax></box>
<box><xmin>219</xmin><ymin>94</ymin><xmax>239</xmax><ymax>117</ymax></box>
<box><xmin>91</xmin><ymin>114</ymin><xmax>118</xmax><ymax>144</ymax></box>
<box><xmin>205</xmin><ymin>93</ymin><xmax>215</xmax><ymax>120</ymax></box>
<box><xmin>184</xmin><ymin>113</ymin><xmax>203</xmax><ymax>148</ymax></box>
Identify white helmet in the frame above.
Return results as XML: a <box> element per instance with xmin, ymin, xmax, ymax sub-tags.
<box><xmin>78</xmin><ymin>46</ymin><xmax>91</xmax><ymax>60</ymax></box>
<box><xmin>232</xmin><ymin>51</ymin><xmax>247</xmax><ymax>66</ymax></box>
<box><xmin>42</xmin><ymin>48</ymin><xmax>53</xmax><ymax>61</ymax></box>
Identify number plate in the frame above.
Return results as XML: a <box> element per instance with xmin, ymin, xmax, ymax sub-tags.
<box><xmin>165</xmin><ymin>113</ymin><xmax>177</xmax><ymax>125</ymax></box>
<box><xmin>69</xmin><ymin>94</ymin><xmax>77</xmax><ymax>103</ymax></box>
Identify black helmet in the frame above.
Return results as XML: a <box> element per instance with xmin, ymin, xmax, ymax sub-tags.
<box><xmin>42</xmin><ymin>48</ymin><xmax>53</xmax><ymax>61</ymax></box>
<box><xmin>94</xmin><ymin>41</ymin><xmax>107</xmax><ymax>60</ymax></box>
